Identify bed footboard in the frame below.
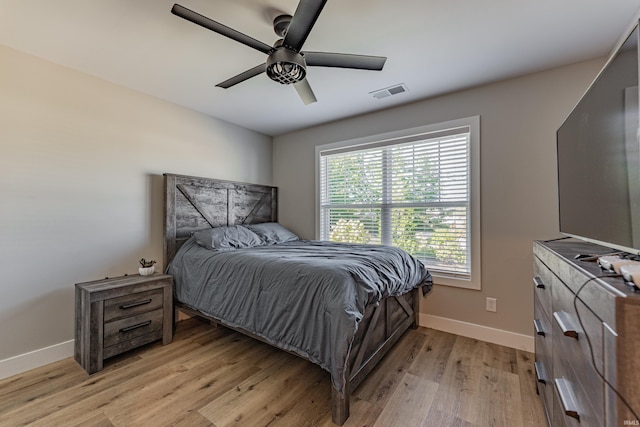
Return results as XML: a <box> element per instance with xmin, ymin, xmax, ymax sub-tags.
<box><xmin>332</xmin><ymin>286</ymin><xmax>420</xmax><ymax>425</ymax></box>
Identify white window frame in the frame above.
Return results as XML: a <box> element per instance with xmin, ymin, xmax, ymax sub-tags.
<box><xmin>315</xmin><ymin>116</ymin><xmax>481</xmax><ymax>290</ymax></box>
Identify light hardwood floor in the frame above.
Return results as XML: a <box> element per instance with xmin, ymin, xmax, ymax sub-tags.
<box><xmin>0</xmin><ymin>318</ymin><xmax>546</xmax><ymax>426</ymax></box>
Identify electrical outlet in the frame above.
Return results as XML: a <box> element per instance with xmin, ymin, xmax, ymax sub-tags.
<box><xmin>486</xmin><ymin>297</ymin><xmax>497</xmax><ymax>312</ymax></box>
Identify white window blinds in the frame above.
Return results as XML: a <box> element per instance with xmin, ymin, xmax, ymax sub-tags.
<box><xmin>319</xmin><ymin>128</ymin><xmax>471</xmax><ymax>278</ymax></box>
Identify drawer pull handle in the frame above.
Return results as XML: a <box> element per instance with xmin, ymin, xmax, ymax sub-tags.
<box><xmin>533</xmin><ymin>276</ymin><xmax>545</xmax><ymax>289</ymax></box>
<box><xmin>120</xmin><ymin>299</ymin><xmax>152</xmax><ymax>310</ymax></box>
<box><xmin>119</xmin><ymin>320</ymin><xmax>152</xmax><ymax>333</ymax></box>
<box><xmin>553</xmin><ymin>311</ymin><xmax>578</xmax><ymax>339</ymax></box>
<box><xmin>555</xmin><ymin>378</ymin><xmax>580</xmax><ymax>421</ymax></box>
<box><xmin>534</xmin><ymin>361</ymin><xmax>547</xmax><ymax>384</ymax></box>
<box><xmin>533</xmin><ymin>319</ymin><xmax>545</xmax><ymax>337</ymax></box>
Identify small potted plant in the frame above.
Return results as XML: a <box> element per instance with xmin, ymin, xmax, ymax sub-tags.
<box><xmin>139</xmin><ymin>258</ymin><xmax>156</xmax><ymax>276</ymax></box>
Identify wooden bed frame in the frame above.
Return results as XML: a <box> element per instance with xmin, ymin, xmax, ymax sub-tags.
<box><xmin>163</xmin><ymin>173</ymin><xmax>423</xmax><ymax>425</ymax></box>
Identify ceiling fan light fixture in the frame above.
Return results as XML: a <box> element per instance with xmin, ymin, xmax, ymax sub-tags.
<box><xmin>266</xmin><ymin>48</ymin><xmax>307</xmax><ymax>85</ymax></box>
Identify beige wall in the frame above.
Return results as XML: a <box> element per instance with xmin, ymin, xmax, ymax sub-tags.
<box><xmin>0</xmin><ymin>44</ymin><xmax>272</xmax><ymax>362</ymax></box>
<box><xmin>273</xmin><ymin>58</ymin><xmax>605</xmax><ymax>339</ymax></box>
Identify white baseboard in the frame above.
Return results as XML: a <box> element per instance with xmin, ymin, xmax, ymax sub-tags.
<box><xmin>419</xmin><ymin>314</ymin><xmax>534</xmax><ymax>353</ymax></box>
<box><xmin>0</xmin><ymin>315</ymin><xmax>534</xmax><ymax>379</ymax></box>
<box><xmin>0</xmin><ymin>340</ymin><xmax>74</xmax><ymax>380</ymax></box>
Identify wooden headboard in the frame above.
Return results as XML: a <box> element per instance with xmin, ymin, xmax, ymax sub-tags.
<box><xmin>163</xmin><ymin>174</ymin><xmax>278</xmax><ymax>267</ymax></box>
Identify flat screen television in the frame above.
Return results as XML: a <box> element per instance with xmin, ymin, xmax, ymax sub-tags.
<box><xmin>557</xmin><ymin>24</ymin><xmax>640</xmax><ymax>255</ymax></box>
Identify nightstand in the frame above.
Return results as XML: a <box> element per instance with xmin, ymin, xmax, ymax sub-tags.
<box><xmin>75</xmin><ymin>274</ymin><xmax>173</xmax><ymax>374</ymax></box>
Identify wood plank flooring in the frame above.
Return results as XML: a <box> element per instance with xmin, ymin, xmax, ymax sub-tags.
<box><xmin>0</xmin><ymin>318</ymin><xmax>546</xmax><ymax>426</ymax></box>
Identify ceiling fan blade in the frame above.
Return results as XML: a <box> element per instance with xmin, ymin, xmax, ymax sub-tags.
<box><xmin>304</xmin><ymin>52</ymin><xmax>387</xmax><ymax>70</ymax></box>
<box><xmin>172</xmin><ymin>4</ymin><xmax>273</xmax><ymax>55</ymax></box>
<box><xmin>283</xmin><ymin>0</ymin><xmax>328</xmax><ymax>52</ymax></box>
<box><xmin>216</xmin><ymin>63</ymin><xmax>266</xmax><ymax>89</ymax></box>
<box><xmin>293</xmin><ymin>79</ymin><xmax>317</xmax><ymax>105</ymax></box>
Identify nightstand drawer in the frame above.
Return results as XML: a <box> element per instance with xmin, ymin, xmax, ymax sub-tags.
<box><xmin>104</xmin><ymin>308</ymin><xmax>163</xmax><ymax>348</ymax></box>
<box><xmin>104</xmin><ymin>288</ymin><xmax>164</xmax><ymax>322</ymax></box>
<box><xmin>103</xmin><ymin>328</ymin><xmax>164</xmax><ymax>360</ymax></box>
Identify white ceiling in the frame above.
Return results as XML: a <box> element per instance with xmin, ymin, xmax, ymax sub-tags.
<box><xmin>1</xmin><ymin>0</ymin><xmax>639</xmax><ymax>136</ymax></box>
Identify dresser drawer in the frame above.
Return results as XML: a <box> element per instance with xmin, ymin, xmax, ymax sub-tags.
<box><xmin>535</xmin><ymin>356</ymin><xmax>554</xmax><ymax>424</ymax></box>
<box><xmin>534</xmin><ymin>297</ymin><xmax>552</xmax><ymax>354</ymax></box>
<box><xmin>553</xmin><ymin>351</ymin><xmax>601</xmax><ymax>427</ymax></box>
<box><xmin>104</xmin><ymin>288</ymin><xmax>164</xmax><ymax>322</ymax></box>
<box><xmin>534</xmin><ymin>258</ymin><xmax>553</xmax><ymax>317</ymax></box>
<box><xmin>534</xmin><ymin>301</ymin><xmax>552</xmax><ymax>377</ymax></box>
<box><xmin>552</xmin><ymin>381</ymin><xmax>570</xmax><ymax>427</ymax></box>
<box><xmin>552</xmin><ymin>277</ymin><xmax>604</xmax><ymax>375</ymax></box>
<box><xmin>534</xmin><ymin>304</ymin><xmax>553</xmax><ymax>421</ymax></box>
<box><xmin>103</xmin><ymin>308</ymin><xmax>164</xmax><ymax>348</ymax></box>
<box><xmin>549</xmin><ymin>258</ymin><xmax>617</xmax><ymax>328</ymax></box>
<box><xmin>552</xmin><ymin>280</ymin><xmax>604</xmax><ymax>427</ymax></box>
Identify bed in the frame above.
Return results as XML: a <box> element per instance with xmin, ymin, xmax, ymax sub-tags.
<box><xmin>163</xmin><ymin>173</ymin><xmax>432</xmax><ymax>425</ymax></box>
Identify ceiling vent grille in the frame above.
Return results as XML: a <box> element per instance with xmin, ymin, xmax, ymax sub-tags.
<box><xmin>370</xmin><ymin>83</ymin><xmax>408</xmax><ymax>99</ymax></box>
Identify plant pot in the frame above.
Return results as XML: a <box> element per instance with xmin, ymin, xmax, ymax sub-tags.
<box><xmin>139</xmin><ymin>266</ymin><xmax>155</xmax><ymax>276</ymax></box>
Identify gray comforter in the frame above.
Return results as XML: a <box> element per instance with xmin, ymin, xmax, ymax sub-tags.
<box><xmin>168</xmin><ymin>238</ymin><xmax>432</xmax><ymax>394</ymax></box>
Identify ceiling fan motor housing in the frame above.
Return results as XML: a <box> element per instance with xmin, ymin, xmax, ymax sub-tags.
<box><xmin>266</xmin><ymin>48</ymin><xmax>307</xmax><ymax>85</ymax></box>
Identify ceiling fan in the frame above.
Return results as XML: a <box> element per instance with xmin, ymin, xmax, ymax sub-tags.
<box><xmin>171</xmin><ymin>0</ymin><xmax>387</xmax><ymax>105</ymax></box>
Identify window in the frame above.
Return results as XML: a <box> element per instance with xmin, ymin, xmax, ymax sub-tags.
<box><xmin>317</xmin><ymin>117</ymin><xmax>480</xmax><ymax>289</ymax></box>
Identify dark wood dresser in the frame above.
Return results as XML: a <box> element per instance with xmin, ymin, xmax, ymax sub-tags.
<box><xmin>534</xmin><ymin>239</ymin><xmax>640</xmax><ymax>426</ymax></box>
<box><xmin>75</xmin><ymin>274</ymin><xmax>173</xmax><ymax>374</ymax></box>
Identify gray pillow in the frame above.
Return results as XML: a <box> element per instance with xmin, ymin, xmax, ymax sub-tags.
<box><xmin>193</xmin><ymin>225</ymin><xmax>263</xmax><ymax>251</ymax></box>
<box><xmin>246</xmin><ymin>222</ymin><xmax>299</xmax><ymax>245</ymax></box>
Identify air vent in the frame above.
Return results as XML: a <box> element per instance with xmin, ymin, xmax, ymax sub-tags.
<box><xmin>370</xmin><ymin>83</ymin><xmax>408</xmax><ymax>99</ymax></box>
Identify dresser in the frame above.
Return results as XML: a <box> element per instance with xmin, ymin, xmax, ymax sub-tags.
<box><xmin>75</xmin><ymin>274</ymin><xmax>173</xmax><ymax>374</ymax></box>
<box><xmin>534</xmin><ymin>239</ymin><xmax>640</xmax><ymax>426</ymax></box>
